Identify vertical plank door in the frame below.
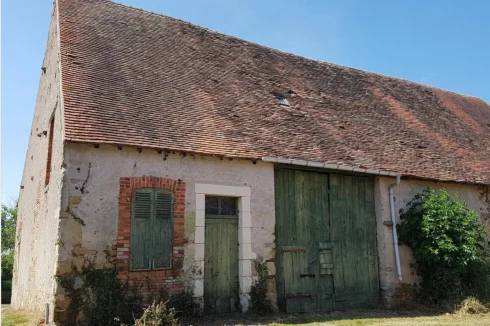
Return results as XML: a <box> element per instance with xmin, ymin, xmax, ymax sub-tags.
<box><xmin>204</xmin><ymin>217</ymin><xmax>239</xmax><ymax>314</ymax></box>
<box><xmin>275</xmin><ymin>169</ymin><xmax>334</xmax><ymax>313</ymax></box>
<box><xmin>330</xmin><ymin>174</ymin><xmax>379</xmax><ymax>309</ymax></box>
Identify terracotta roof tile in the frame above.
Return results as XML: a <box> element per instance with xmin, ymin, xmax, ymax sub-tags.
<box><xmin>57</xmin><ymin>0</ymin><xmax>490</xmax><ymax>184</ymax></box>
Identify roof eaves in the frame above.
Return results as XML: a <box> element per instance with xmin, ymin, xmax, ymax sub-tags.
<box><xmin>262</xmin><ymin>156</ymin><xmax>400</xmax><ymax>178</ymax></box>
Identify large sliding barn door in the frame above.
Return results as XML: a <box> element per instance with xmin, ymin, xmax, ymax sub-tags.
<box><xmin>275</xmin><ymin>169</ymin><xmax>378</xmax><ymax>313</ymax></box>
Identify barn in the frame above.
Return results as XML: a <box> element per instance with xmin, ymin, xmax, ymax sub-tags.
<box><xmin>12</xmin><ymin>0</ymin><xmax>490</xmax><ymax>323</ymax></box>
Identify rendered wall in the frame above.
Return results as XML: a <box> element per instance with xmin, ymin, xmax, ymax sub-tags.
<box><xmin>55</xmin><ymin>143</ymin><xmax>277</xmax><ymax>312</ymax></box>
<box><xmin>12</xmin><ymin>5</ymin><xmax>64</xmax><ymax>319</ymax></box>
<box><xmin>375</xmin><ymin>177</ymin><xmax>490</xmax><ymax>305</ymax></box>
<box><xmin>53</xmin><ymin>142</ymin><xmax>490</xmax><ymax>313</ymax></box>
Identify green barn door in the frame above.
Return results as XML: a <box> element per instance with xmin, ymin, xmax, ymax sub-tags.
<box><xmin>275</xmin><ymin>169</ymin><xmax>334</xmax><ymax>313</ymax></box>
<box><xmin>330</xmin><ymin>174</ymin><xmax>379</xmax><ymax>308</ymax></box>
<box><xmin>275</xmin><ymin>169</ymin><xmax>379</xmax><ymax>312</ymax></box>
<box><xmin>204</xmin><ymin>217</ymin><xmax>238</xmax><ymax>314</ymax></box>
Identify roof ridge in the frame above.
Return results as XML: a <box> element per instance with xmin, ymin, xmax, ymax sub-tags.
<box><xmin>101</xmin><ymin>0</ymin><xmax>486</xmax><ymax>102</ymax></box>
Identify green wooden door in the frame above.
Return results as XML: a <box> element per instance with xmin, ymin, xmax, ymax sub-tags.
<box><xmin>204</xmin><ymin>217</ymin><xmax>239</xmax><ymax>314</ymax></box>
<box><xmin>330</xmin><ymin>174</ymin><xmax>379</xmax><ymax>308</ymax></box>
<box><xmin>275</xmin><ymin>169</ymin><xmax>379</xmax><ymax>312</ymax></box>
<box><xmin>275</xmin><ymin>169</ymin><xmax>333</xmax><ymax>313</ymax></box>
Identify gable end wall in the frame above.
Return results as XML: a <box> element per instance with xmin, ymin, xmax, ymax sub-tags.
<box><xmin>12</xmin><ymin>3</ymin><xmax>65</xmax><ymax>319</ymax></box>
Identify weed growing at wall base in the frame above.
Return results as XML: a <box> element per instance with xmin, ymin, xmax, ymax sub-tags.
<box><xmin>397</xmin><ymin>188</ymin><xmax>490</xmax><ymax>304</ymax></box>
<box><xmin>56</xmin><ymin>267</ymin><xmax>143</xmax><ymax>325</ymax></box>
<box><xmin>126</xmin><ymin>301</ymin><xmax>179</xmax><ymax>326</ymax></box>
<box><xmin>249</xmin><ymin>259</ymin><xmax>273</xmax><ymax>314</ymax></box>
<box><xmin>166</xmin><ymin>291</ymin><xmax>200</xmax><ymax>317</ymax></box>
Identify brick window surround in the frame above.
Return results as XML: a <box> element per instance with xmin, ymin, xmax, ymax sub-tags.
<box><xmin>116</xmin><ymin>176</ymin><xmax>185</xmax><ymax>300</ymax></box>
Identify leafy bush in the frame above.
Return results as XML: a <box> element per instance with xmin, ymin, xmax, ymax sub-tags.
<box><xmin>57</xmin><ymin>268</ymin><xmax>142</xmax><ymax>325</ymax></box>
<box><xmin>133</xmin><ymin>301</ymin><xmax>179</xmax><ymax>326</ymax></box>
<box><xmin>249</xmin><ymin>259</ymin><xmax>273</xmax><ymax>314</ymax></box>
<box><xmin>166</xmin><ymin>291</ymin><xmax>199</xmax><ymax>317</ymax></box>
<box><xmin>397</xmin><ymin>188</ymin><xmax>490</xmax><ymax>303</ymax></box>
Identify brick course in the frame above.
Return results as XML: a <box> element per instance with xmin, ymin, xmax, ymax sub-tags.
<box><xmin>116</xmin><ymin>176</ymin><xmax>186</xmax><ymax>301</ymax></box>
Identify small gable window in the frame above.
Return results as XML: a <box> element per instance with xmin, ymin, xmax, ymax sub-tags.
<box><xmin>130</xmin><ymin>188</ymin><xmax>174</xmax><ymax>270</ymax></box>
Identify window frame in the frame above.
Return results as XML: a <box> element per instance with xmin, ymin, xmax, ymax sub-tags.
<box><xmin>129</xmin><ymin>187</ymin><xmax>174</xmax><ymax>271</ymax></box>
<box><xmin>205</xmin><ymin>195</ymin><xmax>238</xmax><ymax>219</ymax></box>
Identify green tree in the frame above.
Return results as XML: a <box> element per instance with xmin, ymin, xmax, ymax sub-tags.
<box><xmin>2</xmin><ymin>203</ymin><xmax>18</xmax><ymax>252</ymax></box>
<box><xmin>397</xmin><ymin>188</ymin><xmax>490</xmax><ymax>303</ymax></box>
<box><xmin>2</xmin><ymin>202</ymin><xmax>18</xmax><ymax>290</ymax></box>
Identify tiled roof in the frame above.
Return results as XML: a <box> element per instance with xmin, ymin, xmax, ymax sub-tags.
<box><xmin>57</xmin><ymin>0</ymin><xmax>490</xmax><ymax>184</ymax></box>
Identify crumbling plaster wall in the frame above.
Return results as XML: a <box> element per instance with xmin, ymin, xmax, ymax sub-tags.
<box><xmin>57</xmin><ymin>143</ymin><xmax>277</xmax><ymax>303</ymax></box>
<box><xmin>12</xmin><ymin>5</ymin><xmax>65</xmax><ymax>319</ymax></box>
<box><xmin>55</xmin><ymin>143</ymin><xmax>490</xmax><ymax>310</ymax></box>
<box><xmin>375</xmin><ymin>177</ymin><xmax>490</xmax><ymax>306</ymax></box>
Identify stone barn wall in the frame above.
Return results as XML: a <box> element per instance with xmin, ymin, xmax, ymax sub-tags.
<box><xmin>50</xmin><ymin>141</ymin><xmax>490</xmax><ymax>315</ymax></box>
<box><xmin>375</xmin><ymin>177</ymin><xmax>490</xmax><ymax>306</ymax></box>
<box><xmin>55</xmin><ymin>143</ymin><xmax>277</xmax><ymax>313</ymax></box>
<box><xmin>12</xmin><ymin>5</ymin><xmax>65</xmax><ymax>319</ymax></box>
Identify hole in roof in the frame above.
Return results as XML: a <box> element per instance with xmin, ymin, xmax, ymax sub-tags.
<box><xmin>276</xmin><ymin>96</ymin><xmax>290</xmax><ymax>106</ymax></box>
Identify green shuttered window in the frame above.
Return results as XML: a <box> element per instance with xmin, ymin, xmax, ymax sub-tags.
<box><xmin>130</xmin><ymin>188</ymin><xmax>174</xmax><ymax>270</ymax></box>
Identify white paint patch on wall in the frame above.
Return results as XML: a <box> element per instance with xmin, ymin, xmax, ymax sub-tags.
<box><xmin>375</xmin><ymin>177</ymin><xmax>490</xmax><ymax>305</ymax></box>
<box><xmin>59</xmin><ymin>143</ymin><xmax>276</xmax><ymax>304</ymax></box>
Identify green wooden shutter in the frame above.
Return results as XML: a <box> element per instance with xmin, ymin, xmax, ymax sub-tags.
<box><xmin>130</xmin><ymin>189</ymin><xmax>153</xmax><ymax>270</ymax></box>
<box><xmin>152</xmin><ymin>189</ymin><xmax>174</xmax><ymax>269</ymax></box>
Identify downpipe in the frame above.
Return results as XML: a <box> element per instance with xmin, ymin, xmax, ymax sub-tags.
<box><xmin>389</xmin><ymin>175</ymin><xmax>402</xmax><ymax>281</ymax></box>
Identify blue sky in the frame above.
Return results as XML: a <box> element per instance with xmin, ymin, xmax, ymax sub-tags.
<box><xmin>2</xmin><ymin>0</ymin><xmax>489</xmax><ymax>204</ymax></box>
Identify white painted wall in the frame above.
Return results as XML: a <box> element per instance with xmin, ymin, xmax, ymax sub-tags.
<box><xmin>12</xmin><ymin>5</ymin><xmax>64</xmax><ymax>319</ymax></box>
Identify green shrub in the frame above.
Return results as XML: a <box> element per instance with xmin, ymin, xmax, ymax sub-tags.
<box><xmin>249</xmin><ymin>259</ymin><xmax>273</xmax><ymax>314</ymax></box>
<box><xmin>57</xmin><ymin>268</ymin><xmax>142</xmax><ymax>325</ymax></box>
<box><xmin>133</xmin><ymin>301</ymin><xmax>179</xmax><ymax>326</ymax></box>
<box><xmin>166</xmin><ymin>291</ymin><xmax>199</xmax><ymax>317</ymax></box>
<box><xmin>397</xmin><ymin>188</ymin><xmax>490</xmax><ymax>303</ymax></box>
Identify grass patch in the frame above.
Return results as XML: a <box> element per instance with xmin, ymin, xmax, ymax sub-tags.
<box><xmin>183</xmin><ymin>309</ymin><xmax>490</xmax><ymax>326</ymax></box>
<box><xmin>2</xmin><ymin>308</ymin><xmax>42</xmax><ymax>326</ymax></box>
<box><xmin>271</xmin><ymin>312</ymin><xmax>490</xmax><ymax>326</ymax></box>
